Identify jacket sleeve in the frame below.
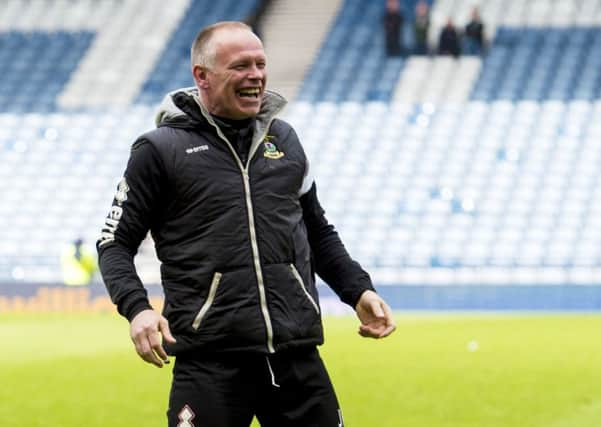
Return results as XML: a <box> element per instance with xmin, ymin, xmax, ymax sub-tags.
<box><xmin>97</xmin><ymin>138</ymin><xmax>168</xmax><ymax>321</ymax></box>
<box><xmin>300</xmin><ymin>182</ymin><xmax>376</xmax><ymax>308</ymax></box>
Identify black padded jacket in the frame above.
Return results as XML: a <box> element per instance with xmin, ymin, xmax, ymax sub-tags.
<box><xmin>97</xmin><ymin>88</ymin><xmax>375</xmax><ymax>355</ymax></box>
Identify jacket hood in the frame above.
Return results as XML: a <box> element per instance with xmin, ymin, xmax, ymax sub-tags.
<box><xmin>155</xmin><ymin>87</ymin><xmax>287</xmax><ymax>131</ymax></box>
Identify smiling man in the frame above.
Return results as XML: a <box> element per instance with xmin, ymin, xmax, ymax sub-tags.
<box><xmin>98</xmin><ymin>21</ymin><xmax>395</xmax><ymax>427</ymax></box>
<box><xmin>192</xmin><ymin>23</ymin><xmax>266</xmax><ymax>119</ymax></box>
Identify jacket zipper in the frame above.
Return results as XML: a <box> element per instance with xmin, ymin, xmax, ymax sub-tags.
<box><xmin>289</xmin><ymin>264</ymin><xmax>320</xmax><ymax>314</ymax></box>
<box><xmin>208</xmin><ymin>119</ymin><xmax>278</xmax><ymax>353</ymax></box>
<box><xmin>192</xmin><ymin>272</ymin><xmax>222</xmax><ymax>330</ymax></box>
<box><xmin>243</xmin><ymin>169</ymin><xmax>275</xmax><ymax>353</ymax></box>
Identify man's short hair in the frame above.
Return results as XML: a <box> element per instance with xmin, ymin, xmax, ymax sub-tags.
<box><xmin>190</xmin><ymin>21</ymin><xmax>253</xmax><ymax>69</ymax></box>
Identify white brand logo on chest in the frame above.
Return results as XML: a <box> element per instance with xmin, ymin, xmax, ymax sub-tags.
<box><xmin>186</xmin><ymin>145</ymin><xmax>209</xmax><ymax>154</ymax></box>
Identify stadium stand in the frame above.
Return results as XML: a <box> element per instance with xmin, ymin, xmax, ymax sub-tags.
<box><xmin>2</xmin><ymin>0</ymin><xmax>601</xmax><ymax>310</ymax></box>
<box><xmin>0</xmin><ymin>31</ymin><xmax>94</xmax><ymax>112</ymax></box>
<box><xmin>259</xmin><ymin>0</ymin><xmax>343</xmax><ymax>101</ymax></box>
<box><xmin>297</xmin><ymin>0</ymin><xmax>411</xmax><ymax>102</ymax></box>
<box><xmin>136</xmin><ymin>0</ymin><xmax>259</xmax><ymax>105</ymax></box>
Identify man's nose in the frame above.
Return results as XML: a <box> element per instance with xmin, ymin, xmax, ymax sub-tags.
<box><xmin>247</xmin><ymin>64</ymin><xmax>264</xmax><ymax>80</ymax></box>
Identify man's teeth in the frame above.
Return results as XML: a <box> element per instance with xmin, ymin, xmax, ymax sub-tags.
<box><xmin>238</xmin><ymin>88</ymin><xmax>260</xmax><ymax>97</ymax></box>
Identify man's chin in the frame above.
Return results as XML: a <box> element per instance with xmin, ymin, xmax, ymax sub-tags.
<box><xmin>234</xmin><ymin>105</ymin><xmax>261</xmax><ymax>119</ymax></box>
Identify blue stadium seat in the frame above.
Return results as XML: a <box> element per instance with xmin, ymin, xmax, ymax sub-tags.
<box><xmin>0</xmin><ymin>31</ymin><xmax>93</xmax><ymax>113</ymax></box>
<box><xmin>471</xmin><ymin>26</ymin><xmax>601</xmax><ymax>102</ymax></box>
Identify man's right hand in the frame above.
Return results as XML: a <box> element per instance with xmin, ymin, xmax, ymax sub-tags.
<box><xmin>130</xmin><ymin>309</ymin><xmax>177</xmax><ymax>368</ymax></box>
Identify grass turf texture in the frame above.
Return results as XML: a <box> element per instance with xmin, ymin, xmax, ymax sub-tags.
<box><xmin>1</xmin><ymin>313</ymin><xmax>601</xmax><ymax>426</ymax></box>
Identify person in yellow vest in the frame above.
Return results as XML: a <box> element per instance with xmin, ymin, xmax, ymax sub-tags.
<box><xmin>61</xmin><ymin>238</ymin><xmax>97</xmax><ymax>286</ymax></box>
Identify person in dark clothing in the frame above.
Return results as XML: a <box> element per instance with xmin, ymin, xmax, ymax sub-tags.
<box><xmin>383</xmin><ymin>0</ymin><xmax>404</xmax><ymax>56</ymax></box>
<box><xmin>464</xmin><ymin>6</ymin><xmax>485</xmax><ymax>55</ymax></box>
<box><xmin>413</xmin><ymin>0</ymin><xmax>430</xmax><ymax>55</ymax></box>
<box><xmin>97</xmin><ymin>21</ymin><xmax>395</xmax><ymax>427</ymax></box>
<box><xmin>438</xmin><ymin>18</ymin><xmax>461</xmax><ymax>57</ymax></box>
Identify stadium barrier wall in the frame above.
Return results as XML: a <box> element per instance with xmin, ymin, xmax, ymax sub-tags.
<box><xmin>319</xmin><ymin>284</ymin><xmax>601</xmax><ymax>311</ymax></box>
<box><xmin>0</xmin><ymin>283</ymin><xmax>164</xmax><ymax>314</ymax></box>
<box><xmin>2</xmin><ymin>282</ymin><xmax>601</xmax><ymax>313</ymax></box>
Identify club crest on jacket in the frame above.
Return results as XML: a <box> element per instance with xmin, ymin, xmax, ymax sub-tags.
<box><xmin>263</xmin><ymin>136</ymin><xmax>284</xmax><ymax>159</ymax></box>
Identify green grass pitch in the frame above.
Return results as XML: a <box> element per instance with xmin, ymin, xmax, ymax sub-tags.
<box><xmin>1</xmin><ymin>312</ymin><xmax>601</xmax><ymax>426</ymax></box>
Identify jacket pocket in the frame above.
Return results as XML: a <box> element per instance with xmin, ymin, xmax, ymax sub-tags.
<box><xmin>289</xmin><ymin>264</ymin><xmax>319</xmax><ymax>315</ymax></box>
<box><xmin>192</xmin><ymin>272</ymin><xmax>222</xmax><ymax>330</ymax></box>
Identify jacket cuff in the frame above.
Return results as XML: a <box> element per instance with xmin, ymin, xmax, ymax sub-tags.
<box><xmin>347</xmin><ymin>284</ymin><xmax>376</xmax><ymax>309</ymax></box>
<box><xmin>340</xmin><ymin>283</ymin><xmax>376</xmax><ymax>310</ymax></box>
<box><xmin>123</xmin><ymin>298</ymin><xmax>154</xmax><ymax>322</ymax></box>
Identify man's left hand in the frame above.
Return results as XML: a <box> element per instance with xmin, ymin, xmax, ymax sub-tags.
<box><xmin>355</xmin><ymin>290</ymin><xmax>396</xmax><ymax>339</ymax></box>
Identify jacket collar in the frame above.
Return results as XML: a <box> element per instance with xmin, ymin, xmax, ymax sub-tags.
<box><xmin>154</xmin><ymin>87</ymin><xmax>287</xmax><ymax>168</ymax></box>
<box><xmin>155</xmin><ymin>86</ymin><xmax>286</xmax><ymax>134</ymax></box>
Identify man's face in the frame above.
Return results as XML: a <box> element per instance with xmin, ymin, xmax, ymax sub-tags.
<box><xmin>197</xmin><ymin>29</ymin><xmax>267</xmax><ymax>119</ymax></box>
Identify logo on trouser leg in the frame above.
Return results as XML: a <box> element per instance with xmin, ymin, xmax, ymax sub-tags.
<box><xmin>177</xmin><ymin>405</ymin><xmax>195</xmax><ymax>427</ymax></box>
<box><xmin>337</xmin><ymin>408</ymin><xmax>344</xmax><ymax>427</ymax></box>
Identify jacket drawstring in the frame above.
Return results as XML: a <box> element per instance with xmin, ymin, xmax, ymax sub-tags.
<box><xmin>265</xmin><ymin>356</ymin><xmax>280</xmax><ymax>388</ymax></box>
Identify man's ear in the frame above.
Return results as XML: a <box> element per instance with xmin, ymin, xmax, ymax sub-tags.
<box><xmin>193</xmin><ymin>65</ymin><xmax>209</xmax><ymax>89</ymax></box>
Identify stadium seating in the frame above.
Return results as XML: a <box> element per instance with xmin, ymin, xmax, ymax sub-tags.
<box><xmin>472</xmin><ymin>27</ymin><xmax>601</xmax><ymax>101</ymax></box>
<box><xmin>297</xmin><ymin>0</ymin><xmax>435</xmax><ymax>102</ymax></box>
<box><xmin>0</xmin><ymin>31</ymin><xmax>94</xmax><ymax>112</ymax></box>
<box><xmin>0</xmin><ymin>107</ymin><xmax>156</xmax><ymax>283</ymax></box>
<box><xmin>284</xmin><ymin>98</ymin><xmax>601</xmax><ymax>285</ymax></box>
<box><xmin>137</xmin><ymin>0</ymin><xmax>259</xmax><ymax>105</ymax></box>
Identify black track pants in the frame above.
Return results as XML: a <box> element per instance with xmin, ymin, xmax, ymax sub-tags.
<box><xmin>167</xmin><ymin>347</ymin><xmax>344</xmax><ymax>427</ymax></box>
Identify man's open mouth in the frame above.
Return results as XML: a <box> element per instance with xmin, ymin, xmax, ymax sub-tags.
<box><xmin>237</xmin><ymin>88</ymin><xmax>261</xmax><ymax>98</ymax></box>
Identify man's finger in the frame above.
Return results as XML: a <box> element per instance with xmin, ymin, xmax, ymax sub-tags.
<box><xmin>382</xmin><ymin>301</ymin><xmax>394</xmax><ymax>319</ymax></box>
<box><xmin>133</xmin><ymin>330</ymin><xmax>164</xmax><ymax>367</ymax></box>
<box><xmin>359</xmin><ymin>324</ymin><xmax>382</xmax><ymax>338</ymax></box>
<box><xmin>142</xmin><ymin>336</ymin><xmax>164</xmax><ymax>367</ymax></box>
<box><xmin>135</xmin><ymin>334</ymin><xmax>153</xmax><ymax>362</ymax></box>
<box><xmin>132</xmin><ymin>335</ymin><xmax>144</xmax><ymax>357</ymax></box>
<box><xmin>378</xmin><ymin>324</ymin><xmax>396</xmax><ymax>338</ymax></box>
<box><xmin>159</xmin><ymin>317</ymin><xmax>177</xmax><ymax>344</ymax></box>
<box><xmin>358</xmin><ymin>326</ymin><xmax>372</xmax><ymax>337</ymax></box>
<box><xmin>381</xmin><ymin>303</ymin><xmax>397</xmax><ymax>333</ymax></box>
<box><xmin>148</xmin><ymin>330</ymin><xmax>169</xmax><ymax>363</ymax></box>
<box><xmin>370</xmin><ymin>300</ymin><xmax>385</xmax><ymax>318</ymax></box>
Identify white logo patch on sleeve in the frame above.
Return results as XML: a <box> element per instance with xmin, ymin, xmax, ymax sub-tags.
<box><xmin>114</xmin><ymin>177</ymin><xmax>130</xmax><ymax>205</ymax></box>
<box><xmin>98</xmin><ymin>177</ymin><xmax>129</xmax><ymax>247</ymax></box>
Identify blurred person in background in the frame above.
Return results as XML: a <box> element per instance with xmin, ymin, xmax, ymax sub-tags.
<box><xmin>97</xmin><ymin>21</ymin><xmax>396</xmax><ymax>427</ymax></box>
<box><xmin>383</xmin><ymin>0</ymin><xmax>404</xmax><ymax>56</ymax></box>
<box><xmin>61</xmin><ymin>238</ymin><xmax>97</xmax><ymax>286</ymax></box>
<box><xmin>464</xmin><ymin>6</ymin><xmax>486</xmax><ymax>55</ymax></box>
<box><xmin>413</xmin><ymin>0</ymin><xmax>430</xmax><ymax>55</ymax></box>
<box><xmin>438</xmin><ymin>17</ymin><xmax>461</xmax><ymax>57</ymax></box>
